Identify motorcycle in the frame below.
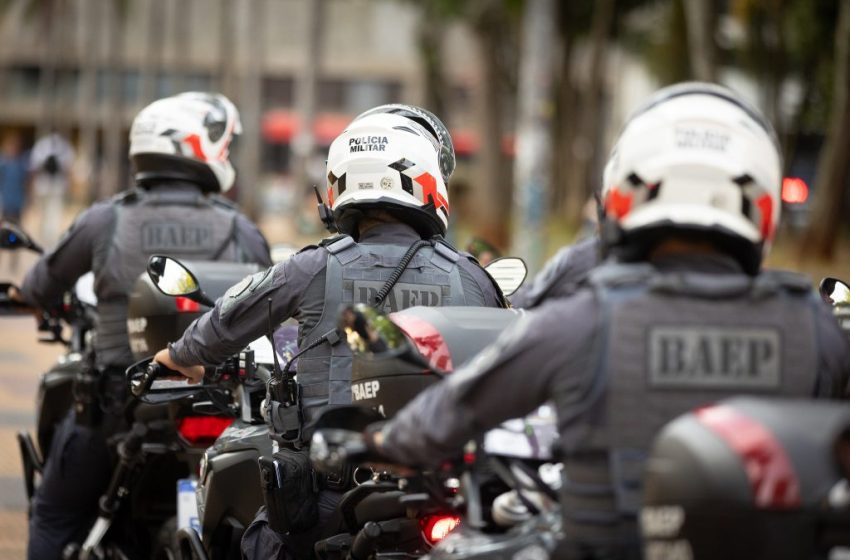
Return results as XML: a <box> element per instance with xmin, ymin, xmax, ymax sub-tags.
<box><xmin>0</xmin><ymin>223</ymin><xmax>100</xmax><ymax>506</ymax></box>
<box><xmin>126</xmin><ymin>255</ymin><xmax>289</xmax><ymax>560</ymax></box>
<box><xmin>59</xmin><ymin>257</ymin><xmax>267</xmax><ymax>560</ymax></box>
<box><xmin>642</xmin><ymin>396</ymin><xmax>850</xmax><ymax>560</ymax></box>
<box><xmin>307</xmin><ymin>299</ymin><xmax>565</xmax><ymax>560</ymax></box>
<box><xmin>142</xmin><ymin>255</ymin><xmax>532</xmax><ymax>560</ymax></box>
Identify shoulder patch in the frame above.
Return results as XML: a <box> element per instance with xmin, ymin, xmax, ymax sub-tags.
<box><xmin>220</xmin><ymin>267</ymin><xmax>276</xmax><ymax>317</ymax></box>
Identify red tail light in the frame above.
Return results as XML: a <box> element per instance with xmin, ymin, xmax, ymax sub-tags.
<box><xmin>175</xmin><ymin>296</ymin><xmax>201</xmax><ymax>313</ymax></box>
<box><xmin>781</xmin><ymin>177</ymin><xmax>809</xmax><ymax>204</ymax></box>
<box><xmin>421</xmin><ymin>515</ymin><xmax>461</xmax><ymax>544</ymax></box>
<box><xmin>177</xmin><ymin>416</ymin><xmax>233</xmax><ymax>447</ymax></box>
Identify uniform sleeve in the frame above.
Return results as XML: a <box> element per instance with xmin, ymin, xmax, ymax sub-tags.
<box><xmin>379</xmin><ymin>294</ymin><xmax>599</xmax><ymax>466</ymax></box>
<box><xmin>811</xmin><ymin>298</ymin><xmax>850</xmax><ymax>399</ymax></box>
<box><xmin>457</xmin><ymin>257</ymin><xmax>507</xmax><ymax>308</ymax></box>
<box><xmin>234</xmin><ymin>213</ymin><xmax>273</xmax><ymax>268</ymax></box>
<box><xmin>168</xmin><ymin>247</ymin><xmax>327</xmax><ymax>367</ymax></box>
<box><xmin>510</xmin><ymin>236</ymin><xmax>600</xmax><ymax>309</ymax></box>
<box><xmin>20</xmin><ymin>203</ymin><xmax>115</xmax><ymax>308</ymax></box>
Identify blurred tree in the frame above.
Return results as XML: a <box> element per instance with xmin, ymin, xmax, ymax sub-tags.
<box><xmin>512</xmin><ymin>0</ymin><xmax>556</xmax><ymax>272</ymax></box>
<box><xmin>235</xmin><ymin>0</ymin><xmax>265</xmax><ymax>219</ymax></box>
<box><xmin>467</xmin><ymin>0</ymin><xmax>520</xmax><ymax>249</ymax></box>
<box><xmin>683</xmin><ymin>0</ymin><xmax>717</xmax><ymax>81</ymax></box>
<box><xmin>802</xmin><ymin>0</ymin><xmax>850</xmax><ymax>260</ymax></box>
<box><xmin>416</xmin><ymin>0</ymin><xmax>453</xmax><ymax>118</ymax></box>
<box><xmin>562</xmin><ymin>0</ymin><xmax>615</xmax><ymax>229</ymax></box>
<box><xmin>551</xmin><ymin>0</ymin><xmax>655</xmax><ymax>228</ymax></box>
<box><xmin>405</xmin><ymin>0</ymin><xmax>521</xmax><ymax>249</ymax></box>
<box><xmin>292</xmin><ymin>0</ymin><xmax>325</xmax><ymax>210</ymax></box>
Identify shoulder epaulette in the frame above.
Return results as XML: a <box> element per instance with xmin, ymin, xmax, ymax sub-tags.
<box><xmin>208</xmin><ymin>194</ymin><xmax>240</xmax><ymax>211</ymax></box>
<box><xmin>296</xmin><ymin>244</ymin><xmax>321</xmax><ymax>255</ymax></box>
<box><xmin>112</xmin><ymin>188</ymin><xmax>141</xmax><ymax>205</ymax></box>
<box><xmin>318</xmin><ymin>234</ymin><xmax>351</xmax><ymax>249</ymax></box>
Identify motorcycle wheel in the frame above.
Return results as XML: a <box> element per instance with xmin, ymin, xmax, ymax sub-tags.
<box><xmin>153</xmin><ymin>517</ymin><xmax>179</xmax><ymax>560</ymax></box>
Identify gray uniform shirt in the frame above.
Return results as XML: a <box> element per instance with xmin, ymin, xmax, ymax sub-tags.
<box><xmin>22</xmin><ymin>183</ymin><xmax>270</xmax><ymax>309</ymax></box>
<box><xmin>509</xmin><ymin>236</ymin><xmax>600</xmax><ymax>309</ymax></box>
<box><xmin>169</xmin><ymin>222</ymin><xmax>503</xmax><ymax>367</ymax></box>
<box><xmin>379</xmin><ymin>255</ymin><xmax>850</xmax><ymax>466</ymax></box>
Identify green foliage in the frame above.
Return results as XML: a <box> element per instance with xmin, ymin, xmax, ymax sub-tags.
<box><xmin>618</xmin><ymin>0</ymin><xmax>691</xmax><ymax>85</ymax></box>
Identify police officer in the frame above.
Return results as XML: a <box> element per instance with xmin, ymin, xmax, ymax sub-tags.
<box><xmin>21</xmin><ymin>92</ymin><xmax>271</xmax><ymax>559</ymax></box>
<box><xmin>509</xmin><ymin>234</ymin><xmax>600</xmax><ymax>308</ymax></box>
<box><xmin>153</xmin><ymin>104</ymin><xmax>505</xmax><ymax>558</ymax></box>
<box><xmin>365</xmin><ymin>83</ymin><xmax>850</xmax><ymax>559</ymax></box>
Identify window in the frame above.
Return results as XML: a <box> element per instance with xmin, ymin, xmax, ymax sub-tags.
<box><xmin>263</xmin><ymin>76</ymin><xmax>295</xmax><ymax>109</ymax></box>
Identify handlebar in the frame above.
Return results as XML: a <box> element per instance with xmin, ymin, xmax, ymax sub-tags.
<box><xmin>130</xmin><ymin>361</ymin><xmax>183</xmax><ymax>397</ymax></box>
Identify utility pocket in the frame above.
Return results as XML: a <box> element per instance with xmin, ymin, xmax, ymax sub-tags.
<box><xmin>259</xmin><ymin>448</ymin><xmax>319</xmax><ymax>534</ymax></box>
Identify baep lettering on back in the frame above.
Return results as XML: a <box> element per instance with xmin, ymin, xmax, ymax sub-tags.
<box><xmin>141</xmin><ymin>222</ymin><xmax>215</xmax><ymax>252</ymax></box>
<box><xmin>349</xmin><ymin>136</ymin><xmax>389</xmax><ymax>153</ymax></box>
<box><xmin>351</xmin><ymin>280</ymin><xmax>443</xmax><ymax>312</ymax></box>
<box><xmin>648</xmin><ymin>326</ymin><xmax>781</xmax><ymax>389</ymax></box>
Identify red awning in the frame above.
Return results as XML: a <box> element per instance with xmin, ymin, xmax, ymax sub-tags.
<box><xmin>261</xmin><ymin>110</ymin><xmax>352</xmax><ymax>145</ymax></box>
<box><xmin>262</xmin><ymin>110</ymin><xmax>515</xmax><ymax>156</ymax></box>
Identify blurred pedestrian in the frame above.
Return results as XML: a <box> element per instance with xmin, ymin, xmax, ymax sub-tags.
<box><xmin>1</xmin><ymin>131</ymin><xmax>31</xmax><ymax>271</ymax></box>
<box><xmin>30</xmin><ymin>132</ymin><xmax>75</xmax><ymax>246</ymax></box>
<box><xmin>1</xmin><ymin>132</ymin><xmax>29</xmax><ymax>224</ymax></box>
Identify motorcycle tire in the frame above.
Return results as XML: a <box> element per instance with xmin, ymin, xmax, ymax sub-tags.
<box><xmin>153</xmin><ymin>516</ymin><xmax>179</xmax><ymax>560</ymax></box>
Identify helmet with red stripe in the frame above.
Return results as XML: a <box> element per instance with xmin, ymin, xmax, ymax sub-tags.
<box><xmin>327</xmin><ymin>108</ymin><xmax>452</xmax><ymax>236</ymax></box>
<box><xmin>600</xmin><ymin>82</ymin><xmax>782</xmax><ymax>274</ymax></box>
<box><xmin>129</xmin><ymin>92</ymin><xmax>241</xmax><ymax>193</ymax></box>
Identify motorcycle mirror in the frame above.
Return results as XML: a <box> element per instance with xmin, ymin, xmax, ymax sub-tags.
<box><xmin>0</xmin><ymin>222</ymin><xmax>43</xmax><ymax>254</ymax></box>
<box><xmin>484</xmin><ymin>257</ymin><xmax>528</xmax><ymax>296</ymax></box>
<box><xmin>125</xmin><ymin>357</ymin><xmax>209</xmax><ymax>405</ymax></box>
<box><xmin>338</xmin><ymin>303</ymin><xmax>410</xmax><ymax>356</ymax></box>
<box><xmin>147</xmin><ymin>255</ymin><xmax>215</xmax><ymax>307</ymax></box>
<box><xmin>820</xmin><ymin>277</ymin><xmax>850</xmax><ymax>307</ymax></box>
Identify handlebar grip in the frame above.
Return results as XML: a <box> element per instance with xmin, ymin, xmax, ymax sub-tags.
<box><xmin>130</xmin><ymin>361</ymin><xmax>182</xmax><ymax>397</ymax></box>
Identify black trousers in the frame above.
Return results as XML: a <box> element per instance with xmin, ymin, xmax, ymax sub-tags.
<box><xmin>241</xmin><ymin>490</ymin><xmax>343</xmax><ymax>560</ymax></box>
<box><xmin>27</xmin><ymin>411</ymin><xmax>113</xmax><ymax>560</ymax></box>
<box><xmin>27</xmin><ymin>369</ymin><xmax>128</xmax><ymax>560</ymax></box>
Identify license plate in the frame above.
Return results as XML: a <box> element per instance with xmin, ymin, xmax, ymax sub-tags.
<box><xmin>177</xmin><ymin>478</ymin><xmax>200</xmax><ymax>533</ymax></box>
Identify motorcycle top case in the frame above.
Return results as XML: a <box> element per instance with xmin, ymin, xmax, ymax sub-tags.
<box><xmin>642</xmin><ymin>396</ymin><xmax>850</xmax><ymax>560</ymax></box>
<box><xmin>127</xmin><ymin>261</ymin><xmax>262</xmax><ymax>361</ymax></box>
<box><xmin>350</xmin><ymin>306</ymin><xmax>521</xmax><ymax>418</ymax></box>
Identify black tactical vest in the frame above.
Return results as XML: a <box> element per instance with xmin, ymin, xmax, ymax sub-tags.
<box><xmin>555</xmin><ymin>262</ymin><xmax>821</xmax><ymax>555</ymax></box>
<box><xmin>295</xmin><ymin>235</ymin><xmax>477</xmax><ymax>425</ymax></box>
<box><xmin>92</xmin><ymin>187</ymin><xmax>246</xmax><ymax>369</ymax></box>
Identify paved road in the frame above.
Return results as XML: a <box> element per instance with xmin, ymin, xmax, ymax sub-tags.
<box><xmin>1</xmin><ymin>214</ymin><xmax>72</xmax><ymax>559</ymax></box>
<box><xmin>0</xmin><ymin>312</ymin><xmax>64</xmax><ymax>560</ymax></box>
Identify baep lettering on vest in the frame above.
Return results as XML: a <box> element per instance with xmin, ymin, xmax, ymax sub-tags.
<box><xmin>648</xmin><ymin>326</ymin><xmax>781</xmax><ymax>389</ymax></box>
<box><xmin>141</xmin><ymin>222</ymin><xmax>216</xmax><ymax>252</ymax></box>
<box><xmin>352</xmin><ymin>279</ymin><xmax>443</xmax><ymax>312</ymax></box>
<box><xmin>351</xmin><ymin>380</ymin><xmax>381</xmax><ymax>402</ymax></box>
<box><xmin>349</xmin><ymin>136</ymin><xmax>389</xmax><ymax>153</ymax></box>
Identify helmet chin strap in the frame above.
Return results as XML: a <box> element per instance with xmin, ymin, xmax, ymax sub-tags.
<box><xmin>313</xmin><ymin>185</ymin><xmax>338</xmax><ymax>233</ymax></box>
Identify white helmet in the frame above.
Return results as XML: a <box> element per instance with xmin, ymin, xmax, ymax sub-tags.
<box><xmin>129</xmin><ymin>92</ymin><xmax>242</xmax><ymax>193</ymax></box>
<box><xmin>326</xmin><ymin>111</ymin><xmax>451</xmax><ymax>236</ymax></box>
<box><xmin>601</xmin><ymin>82</ymin><xmax>782</xmax><ymax>273</ymax></box>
